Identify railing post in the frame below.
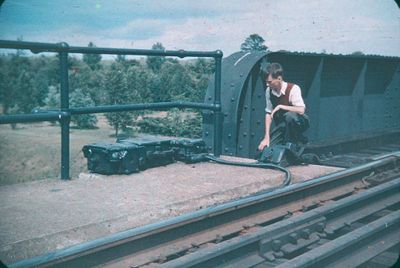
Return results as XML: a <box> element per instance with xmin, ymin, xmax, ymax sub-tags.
<box><xmin>59</xmin><ymin>43</ymin><xmax>70</xmax><ymax>180</ymax></box>
<box><xmin>213</xmin><ymin>50</ymin><xmax>223</xmax><ymax>157</ymax></box>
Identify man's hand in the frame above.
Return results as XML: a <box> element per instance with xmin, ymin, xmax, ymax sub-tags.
<box><xmin>258</xmin><ymin>137</ymin><xmax>270</xmax><ymax>151</ymax></box>
<box><xmin>271</xmin><ymin>105</ymin><xmax>282</xmax><ymax>119</ymax></box>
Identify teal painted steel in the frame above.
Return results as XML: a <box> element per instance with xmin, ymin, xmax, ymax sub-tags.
<box><xmin>203</xmin><ymin>51</ymin><xmax>400</xmax><ymax>158</ymax></box>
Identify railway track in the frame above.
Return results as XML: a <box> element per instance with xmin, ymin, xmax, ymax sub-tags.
<box><xmin>10</xmin><ymin>152</ymin><xmax>400</xmax><ymax>268</ymax></box>
<box><xmin>162</xmin><ymin>177</ymin><xmax>400</xmax><ymax>268</ymax></box>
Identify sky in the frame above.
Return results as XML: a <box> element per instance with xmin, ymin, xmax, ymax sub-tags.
<box><xmin>0</xmin><ymin>0</ymin><xmax>399</xmax><ymax>57</ymax></box>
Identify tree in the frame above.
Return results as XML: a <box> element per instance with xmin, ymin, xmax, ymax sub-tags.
<box><xmin>2</xmin><ymin>54</ymin><xmax>31</xmax><ymax>113</ymax></box>
<box><xmin>14</xmin><ymin>69</ymin><xmax>36</xmax><ymax>113</ymax></box>
<box><xmin>351</xmin><ymin>51</ymin><xmax>364</xmax><ymax>56</ymax></box>
<box><xmin>116</xmin><ymin>55</ymin><xmax>140</xmax><ymax>71</ymax></box>
<box><xmin>82</xmin><ymin>42</ymin><xmax>102</xmax><ymax>70</ymax></box>
<box><xmin>44</xmin><ymin>85</ymin><xmax>60</xmax><ymax>109</ymax></box>
<box><xmin>188</xmin><ymin>58</ymin><xmax>215</xmax><ymax>78</ymax></box>
<box><xmin>70</xmin><ymin>88</ymin><xmax>98</xmax><ymax>128</ymax></box>
<box><xmin>68</xmin><ymin>61</ymin><xmax>104</xmax><ymax>105</ymax></box>
<box><xmin>146</xmin><ymin>42</ymin><xmax>166</xmax><ymax>72</ymax></box>
<box><xmin>240</xmin><ymin>34</ymin><xmax>268</xmax><ymax>52</ymax></box>
<box><xmin>126</xmin><ymin>65</ymin><xmax>150</xmax><ymax>103</ymax></box>
<box><xmin>159</xmin><ymin>62</ymin><xmax>195</xmax><ymax>101</ymax></box>
<box><xmin>103</xmin><ymin>63</ymin><xmax>135</xmax><ymax>136</ymax></box>
<box><xmin>147</xmin><ymin>72</ymin><xmax>162</xmax><ymax>102</ymax></box>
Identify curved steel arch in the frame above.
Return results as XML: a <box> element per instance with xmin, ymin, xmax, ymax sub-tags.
<box><xmin>203</xmin><ymin>51</ymin><xmax>268</xmax><ymax>158</ymax></box>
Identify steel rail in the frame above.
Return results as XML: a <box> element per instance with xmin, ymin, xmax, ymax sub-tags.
<box><xmin>161</xmin><ymin>178</ymin><xmax>400</xmax><ymax>268</ymax></box>
<box><xmin>9</xmin><ymin>154</ymin><xmax>399</xmax><ymax>268</ymax></box>
<box><xmin>277</xmin><ymin>211</ymin><xmax>400</xmax><ymax>268</ymax></box>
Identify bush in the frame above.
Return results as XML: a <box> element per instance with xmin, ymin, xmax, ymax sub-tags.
<box><xmin>70</xmin><ymin>88</ymin><xmax>98</xmax><ymax>129</ymax></box>
<box><xmin>137</xmin><ymin>109</ymin><xmax>202</xmax><ymax>138</ymax></box>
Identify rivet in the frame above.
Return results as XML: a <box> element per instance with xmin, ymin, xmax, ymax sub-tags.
<box><xmin>231</xmin><ymin>98</ymin><xmax>235</xmax><ymax>102</ymax></box>
<box><xmin>257</xmin><ymin>120</ymin><xmax>261</xmax><ymax>125</ymax></box>
<box><xmin>240</xmin><ymin>73</ymin><xmax>243</xmax><ymax>77</ymax></box>
<box><xmin>230</xmin><ymin>83</ymin><xmax>235</xmax><ymax>87</ymax></box>
<box><xmin>251</xmin><ymin>132</ymin><xmax>255</xmax><ymax>136</ymax></box>
<box><xmin>252</xmin><ymin>107</ymin><xmax>255</xmax><ymax>111</ymax></box>
<box><xmin>240</xmin><ymin>119</ymin><xmax>243</xmax><ymax>123</ymax></box>
<box><xmin>224</xmin><ymin>147</ymin><xmax>228</xmax><ymax>151</ymax></box>
<box><xmin>205</xmin><ymin>131</ymin><xmax>209</xmax><ymax>136</ymax></box>
<box><xmin>208</xmin><ymin>96</ymin><xmax>212</xmax><ymax>100</ymax></box>
<box><xmin>239</xmin><ymin>145</ymin><xmax>243</xmax><ymax>149</ymax></box>
<box><xmin>244</xmin><ymin>105</ymin><xmax>248</xmax><ymax>109</ymax></box>
<box><xmin>243</xmin><ymin>132</ymin><xmax>247</xmax><ymax>137</ymax></box>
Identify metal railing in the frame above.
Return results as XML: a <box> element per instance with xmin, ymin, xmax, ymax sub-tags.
<box><xmin>0</xmin><ymin>40</ymin><xmax>223</xmax><ymax>180</ymax></box>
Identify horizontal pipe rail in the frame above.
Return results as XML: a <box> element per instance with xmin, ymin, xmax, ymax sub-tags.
<box><xmin>9</xmin><ymin>154</ymin><xmax>399</xmax><ymax>268</ymax></box>
<box><xmin>0</xmin><ymin>102</ymin><xmax>219</xmax><ymax>124</ymax></box>
<box><xmin>0</xmin><ymin>112</ymin><xmax>70</xmax><ymax>124</ymax></box>
<box><xmin>0</xmin><ymin>40</ymin><xmax>223</xmax><ymax>58</ymax></box>
<box><xmin>69</xmin><ymin>102</ymin><xmax>219</xmax><ymax>115</ymax></box>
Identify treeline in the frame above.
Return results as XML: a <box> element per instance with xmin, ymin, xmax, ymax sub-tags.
<box><xmin>0</xmin><ymin>42</ymin><xmax>215</xmax><ymax>137</ymax></box>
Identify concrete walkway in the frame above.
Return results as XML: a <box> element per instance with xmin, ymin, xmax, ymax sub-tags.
<box><xmin>0</xmin><ymin>158</ymin><xmax>341</xmax><ymax>264</ymax></box>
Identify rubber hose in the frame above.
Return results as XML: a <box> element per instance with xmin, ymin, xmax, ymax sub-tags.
<box><xmin>204</xmin><ymin>154</ymin><xmax>291</xmax><ymax>196</ymax></box>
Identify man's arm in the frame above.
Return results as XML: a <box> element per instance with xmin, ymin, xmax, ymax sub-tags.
<box><xmin>271</xmin><ymin>104</ymin><xmax>305</xmax><ymax>118</ymax></box>
<box><xmin>258</xmin><ymin>113</ymin><xmax>272</xmax><ymax>151</ymax></box>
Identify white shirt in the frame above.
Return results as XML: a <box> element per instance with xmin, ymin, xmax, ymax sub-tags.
<box><xmin>265</xmin><ymin>81</ymin><xmax>306</xmax><ymax>113</ymax></box>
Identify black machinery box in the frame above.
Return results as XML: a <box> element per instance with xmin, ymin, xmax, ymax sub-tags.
<box><xmin>171</xmin><ymin>139</ymin><xmax>207</xmax><ymax>163</ymax></box>
<box><xmin>116</xmin><ymin>138</ymin><xmax>175</xmax><ymax>169</ymax></box>
<box><xmin>82</xmin><ymin>142</ymin><xmax>141</xmax><ymax>175</ymax></box>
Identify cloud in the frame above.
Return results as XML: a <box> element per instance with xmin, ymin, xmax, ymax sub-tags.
<box><xmin>0</xmin><ymin>0</ymin><xmax>399</xmax><ymax>57</ymax></box>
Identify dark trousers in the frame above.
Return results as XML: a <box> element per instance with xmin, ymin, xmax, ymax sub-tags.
<box><xmin>275</xmin><ymin>112</ymin><xmax>310</xmax><ymax>144</ymax></box>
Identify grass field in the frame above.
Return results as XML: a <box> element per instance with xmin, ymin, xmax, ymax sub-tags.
<box><xmin>0</xmin><ymin>115</ymin><xmax>158</xmax><ymax>185</ymax></box>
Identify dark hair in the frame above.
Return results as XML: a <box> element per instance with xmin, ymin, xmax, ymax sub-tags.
<box><xmin>263</xmin><ymin>62</ymin><xmax>284</xmax><ymax>79</ymax></box>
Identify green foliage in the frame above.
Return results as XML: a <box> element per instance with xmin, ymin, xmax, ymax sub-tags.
<box><xmin>146</xmin><ymin>42</ymin><xmax>166</xmax><ymax>72</ymax></box>
<box><xmin>240</xmin><ymin>34</ymin><xmax>268</xmax><ymax>52</ymax></box>
<box><xmin>137</xmin><ymin>109</ymin><xmax>202</xmax><ymax>138</ymax></box>
<box><xmin>126</xmin><ymin>65</ymin><xmax>149</xmax><ymax>103</ymax></box>
<box><xmin>188</xmin><ymin>58</ymin><xmax>215</xmax><ymax>76</ymax></box>
<box><xmin>1</xmin><ymin>55</ymin><xmax>30</xmax><ymax>113</ymax></box>
<box><xmin>0</xmin><ymin>41</ymin><xmax>214</xmax><ymax>137</ymax></box>
<box><xmin>14</xmin><ymin>69</ymin><xmax>36</xmax><ymax>113</ymax></box>
<box><xmin>82</xmin><ymin>42</ymin><xmax>102</xmax><ymax>71</ymax></box>
<box><xmin>70</xmin><ymin>88</ymin><xmax>98</xmax><ymax>128</ymax></box>
<box><xmin>103</xmin><ymin>63</ymin><xmax>136</xmax><ymax>136</ymax></box>
<box><xmin>351</xmin><ymin>51</ymin><xmax>365</xmax><ymax>56</ymax></box>
<box><xmin>44</xmin><ymin>85</ymin><xmax>60</xmax><ymax>108</ymax></box>
<box><xmin>69</xmin><ymin>61</ymin><xmax>104</xmax><ymax>105</ymax></box>
<box><xmin>159</xmin><ymin>62</ymin><xmax>195</xmax><ymax>102</ymax></box>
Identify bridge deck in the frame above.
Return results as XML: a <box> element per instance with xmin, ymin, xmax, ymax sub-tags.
<box><xmin>0</xmin><ymin>158</ymin><xmax>341</xmax><ymax>265</ymax></box>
